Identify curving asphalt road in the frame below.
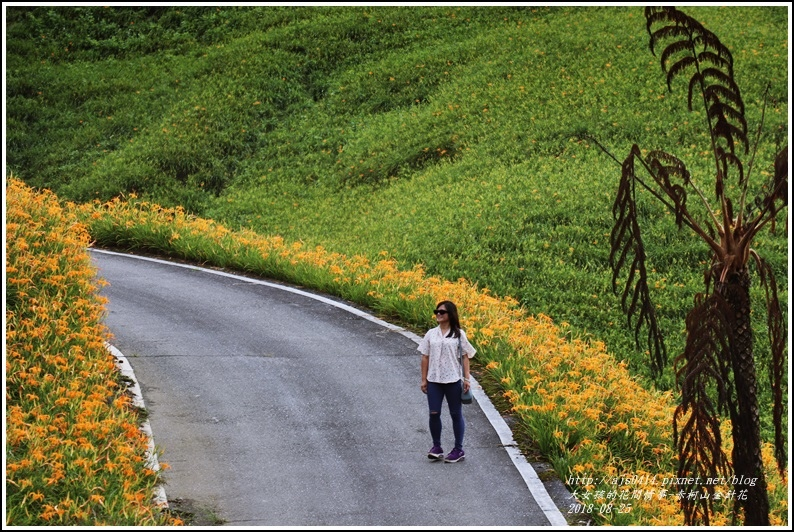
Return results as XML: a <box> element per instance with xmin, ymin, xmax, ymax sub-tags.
<box><xmin>91</xmin><ymin>249</ymin><xmax>571</xmax><ymax>527</ymax></box>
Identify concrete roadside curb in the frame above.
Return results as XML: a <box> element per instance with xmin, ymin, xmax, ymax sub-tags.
<box><xmin>107</xmin><ymin>342</ymin><xmax>169</xmax><ymax>509</ymax></box>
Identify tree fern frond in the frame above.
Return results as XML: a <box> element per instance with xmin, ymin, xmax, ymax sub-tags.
<box><xmin>750</xmin><ymin>148</ymin><xmax>787</xmax><ymax>222</ymax></box>
<box><xmin>660</xmin><ymin>39</ymin><xmax>694</xmax><ymax>66</ymax></box>
<box><xmin>686</xmin><ymin>72</ymin><xmax>703</xmax><ymax>112</ymax></box>
<box><xmin>725</xmin><ymin>197</ymin><xmax>735</xmax><ymax>222</ymax></box>
<box><xmin>609</xmin><ymin>146</ymin><xmax>667</xmax><ymax>376</ymax></box>
<box><xmin>646</xmin><ymin>150</ymin><xmax>691</xmax><ymax>186</ymax></box>
<box><xmin>706</xmin><ymin>99</ymin><xmax>746</xmax><ymax>130</ymax></box>
<box><xmin>646</xmin><ymin>150</ymin><xmax>690</xmax><ymax>226</ymax></box>
<box><xmin>644</xmin><ymin>6</ymin><xmax>681</xmax><ymax>30</ymax></box>
<box><xmin>673</xmin><ymin>291</ymin><xmax>734</xmax><ymax>525</ymax></box>
<box><xmin>648</xmin><ymin>17</ymin><xmax>692</xmax><ymax>39</ymax></box>
<box><xmin>711</xmin><ymin>115</ymin><xmax>750</xmax><ymax>157</ymax></box>
<box><xmin>667</xmin><ymin>56</ymin><xmax>697</xmax><ymax>91</ymax></box>
<box><xmin>680</xmin><ymin>292</ymin><xmax>735</xmax><ymax>410</ymax></box>
<box><xmin>773</xmin><ymin>146</ymin><xmax>788</xmax><ymax>206</ymax></box>
<box><xmin>673</xmin><ymin>404</ymin><xmax>727</xmax><ymax>525</ymax></box>
<box><xmin>700</xmin><ymin>67</ymin><xmax>740</xmax><ymax>94</ymax></box>
<box><xmin>692</xmin><ymin>32</ymin><xmax>733</xmax><ymax>63</ymax></box>
<box><xmin>704</xmin><ymin>83</ymin><xmax>745</xmax><ymax>114</ymax></box>
<box><xmin>646</xmin><ymin>6</ymin><xmax>748</xmax><ymax>161</ymax></box>
<box><xmin>697</xmin><ymin>50</ymin><xmax>732</xmax><ymax>71</ymax></box>
<box><xmin>648</xmin><ymin>24</ymin><xmax>692</xmax><ymax>51</ymax></box>
<box><xmin>752</xmin><ymin>255</ymin><xmax>787</xmax><ymax>476</ymax></box>
<box><xmin>715</xmin><ymin>147</ymin><xmax>745</xmax><ymax>188</ymax></box>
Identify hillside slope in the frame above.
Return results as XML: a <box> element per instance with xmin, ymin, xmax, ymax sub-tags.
<box><xmin>6</xmin><ymin>5</ymin><xmax>788</xmax><ymax>397</ymax></box>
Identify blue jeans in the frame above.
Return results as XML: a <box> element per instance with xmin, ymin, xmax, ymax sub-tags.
<box><xmin>427</xmin><ymin>380</ymin><xmax>465</xmax><ymax>450</ymax></box>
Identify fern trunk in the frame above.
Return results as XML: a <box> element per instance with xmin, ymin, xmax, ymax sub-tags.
<box><xmin>717</xmin><ymin>267</ymin><xmax>770</xmax><ymax>526</ymax></box>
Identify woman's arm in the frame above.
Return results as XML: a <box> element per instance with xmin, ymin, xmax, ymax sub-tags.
<box><xmin>462</xmin><ymin>354</ymin><xmax>471</xmax><ymax>392</ymax></box>
<box><xmin>420</xmin><ymin>355</ymin><xmax>429</xmax><ymax>394</ymax></box>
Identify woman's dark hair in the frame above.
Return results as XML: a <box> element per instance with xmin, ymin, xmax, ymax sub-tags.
<box><xmin>436</xmin><ymin>300</ymin><xmax>461</xmax><ymax>338</ymax></box>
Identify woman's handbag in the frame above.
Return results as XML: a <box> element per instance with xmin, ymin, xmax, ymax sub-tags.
<box><xmin>458</xmin><ymin>336</ymin><xmax>473</xmax><ymax>404</ymax></box>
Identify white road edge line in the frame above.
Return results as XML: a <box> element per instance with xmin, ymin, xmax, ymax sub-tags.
<box><xmin>91</xmin><ymin>247</ymin><xmax>569</xmax><ymax>526</ymax></box>
<box><xmin>106</xmin><ymin>342</ymin><xmax>168</xmax><ymax>509</ymax></box>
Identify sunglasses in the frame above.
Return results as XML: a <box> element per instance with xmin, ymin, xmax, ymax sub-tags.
<box><xmin>433</xmin><ymin>309</ymin><xmax>448</xmax><ymax>315</ymax></box>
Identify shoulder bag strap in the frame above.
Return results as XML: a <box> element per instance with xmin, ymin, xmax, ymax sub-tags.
<box><xmin>457</xmin><ymin>335</ymin><xmax>463</xmax><ymax>378</ymax></box>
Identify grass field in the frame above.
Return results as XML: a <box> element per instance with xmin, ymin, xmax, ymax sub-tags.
<box><xmin>5</xmin><ymin>5</ymin><xmax>789</xmax><ymax>525</ymax></box>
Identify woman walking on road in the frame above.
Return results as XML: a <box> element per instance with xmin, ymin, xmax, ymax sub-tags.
<box><xmin>418</xmin><ymin>300</ymin><xmax>476</xmax><ymax>463</ymax></box>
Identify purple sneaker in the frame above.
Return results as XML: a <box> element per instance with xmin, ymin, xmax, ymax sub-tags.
<box><xmin>444</xmin><ymin>448</ymin><xmax>465</xmax><ymax>463</ymax></box>
<box><xmin>427</xmin><ymin>446</ymin><xmax>444</xmax><ymax>460</ymax></box>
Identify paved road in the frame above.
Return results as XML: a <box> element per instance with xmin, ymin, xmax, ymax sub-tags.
<box><xmin>91</xmin><ymin>249</ymin><xmax>569</xmax><ymax>527</ymax></box>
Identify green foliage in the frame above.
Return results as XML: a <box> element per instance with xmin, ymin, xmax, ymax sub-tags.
<box><xmin>6</xmin><ymin>5</ymin><xmax>787</xmax><ymax>438</ymax></box>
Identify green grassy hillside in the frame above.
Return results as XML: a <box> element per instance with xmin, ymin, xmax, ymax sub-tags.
<box><xmin>6</xmin><ymin>5</ymin><xmax>788</xmax><ymax>429</ymax></box>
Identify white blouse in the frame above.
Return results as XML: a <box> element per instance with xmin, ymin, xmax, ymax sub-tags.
<box><xmin>418</xmin><ymin>326</ymin><xmax>476</xmax><ymax>384</ymax></box>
